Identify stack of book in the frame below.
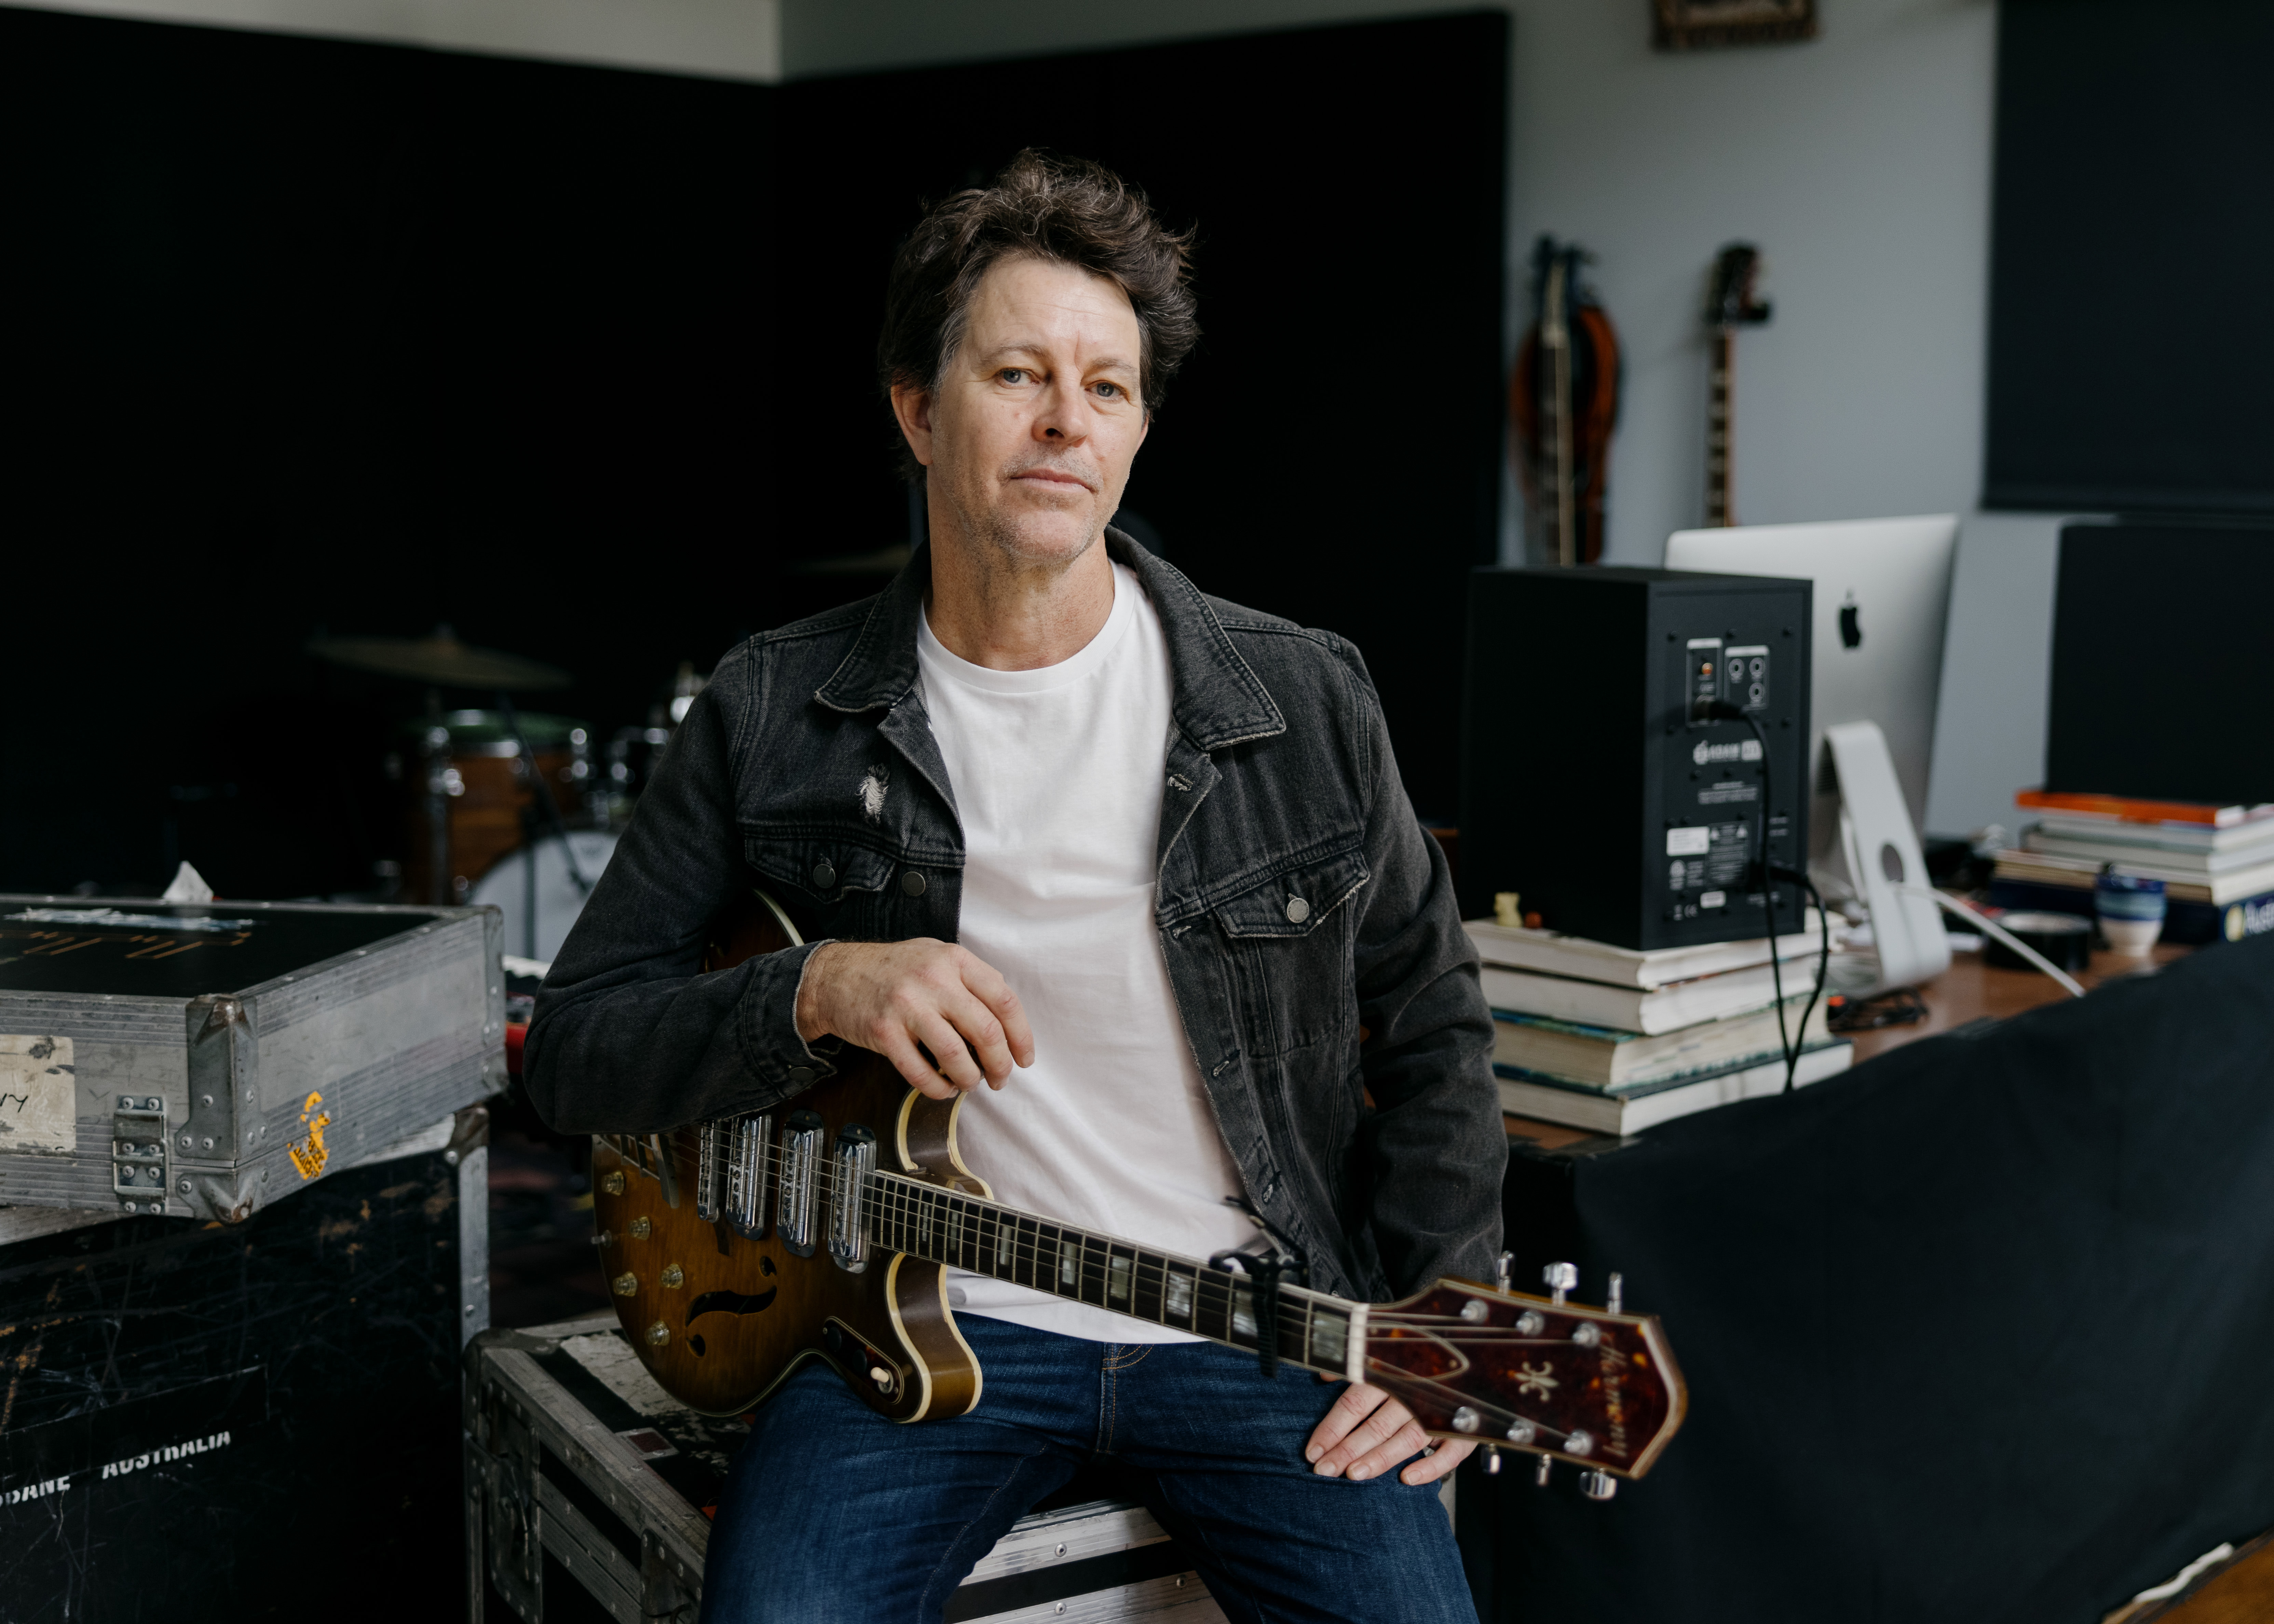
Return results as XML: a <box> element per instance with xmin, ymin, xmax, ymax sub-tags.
<box><xmin>1466</xmin><ymin>912</ymin><xmax>1851</xmax><ymax>1136</ymax></box>
<box><xmin>1989</xmin><ymin>789</ymin><xmax>2274</xmax><ymax>946</ymax></box>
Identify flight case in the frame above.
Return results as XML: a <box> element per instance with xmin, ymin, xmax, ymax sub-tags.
<box><xmin>465</xmin><ymin>1312</ymin><xmax>1229</xmax><ymax>1623</ymax></box>
<box><xmin>0</xmin><ymin>1106</ymin><xmax>491</xmax><ymax>1623</ymax></box>
<box><xmin>0</xmin><ymin>896</ymin><xmax>505</xmax><ymax>1221</ymax></box>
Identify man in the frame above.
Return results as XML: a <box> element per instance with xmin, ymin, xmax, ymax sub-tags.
<box><xmin>525</xmin><ymin>151</ymin><xmax>1503</xmax><ymax>1623</ymax></box>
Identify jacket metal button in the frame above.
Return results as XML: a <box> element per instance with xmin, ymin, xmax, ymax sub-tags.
<box><xmin>901</xmin><ymin>870</ymin><xmax>927</xmax><ymax>898</ymax></box>
<box><xmin>811</xmin><ymin>862</ymin><xmax>836</xmax><ymax>890</ymax></box>
<box><xmin>788</xmin><ymin>1066</ymin><xmax>814</xmax><ymax>1086</ymax></box>
<box><xmin>1285</xmin><ymin>896</ymin><xmax>1311</xmax><ymax>924</ymax></box>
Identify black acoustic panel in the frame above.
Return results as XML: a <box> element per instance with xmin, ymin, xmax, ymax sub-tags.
<box><xmin>1986</xmin><ymin>0</ymin><xmax>2274</xmax><ymax>514</ymax></box>
<box><xmin>2045</xmin><ymin>523</ymin><xmax>2274</xmax><ymax>806</ymax></box>
<box><xmin>0</xmin><ymin>5</ymin><xmax>776</xmax><ymax>898</ymax></box>
<box><xmin>1469</xmin><ymin>936</ymin><xmax>2274</xmax><ymax>1623</ymax></box>
<box><xmin>774</xmin><ymin>11</ymin><xmax>1509</xmax><ymax>818</ymax></box>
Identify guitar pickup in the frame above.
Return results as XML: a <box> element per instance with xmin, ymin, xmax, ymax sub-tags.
<box><xmin>725</xmin><ymin>1113</ymin><xmax>772</xmax><ymax>1237</ymax></box>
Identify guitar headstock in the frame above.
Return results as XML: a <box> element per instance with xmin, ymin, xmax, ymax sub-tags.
<box><xmin>1706</xmin><ymin>242</ymin><xmax>1772</xmax><ymax>330</ymax></box>
<box><xmin>1360</xmin><ymin>1263</ymin><xmax>1686</xmax><ymax>1494</ymax></box>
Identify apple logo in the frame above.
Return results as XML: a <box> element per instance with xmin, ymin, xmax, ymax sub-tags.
<box><xmin>1839</xmin><ymin>592</ymin><xmax>1863</xmax><ymax>650</ymax></box>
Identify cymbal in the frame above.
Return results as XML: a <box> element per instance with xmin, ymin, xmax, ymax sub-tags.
<box><xmin>308</xmin><ymin>630</ymin><xmax>571</xmax><ymax>691</ymax></box>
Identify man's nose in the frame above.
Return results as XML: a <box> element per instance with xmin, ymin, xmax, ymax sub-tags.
<box><xmin>1034</xmin><ymin>381</ymin><xmax>1087</xmax><ymax>443</ymax></box>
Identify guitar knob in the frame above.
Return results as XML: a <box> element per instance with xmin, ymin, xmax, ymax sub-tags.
<box><xmin>1484</xmin><ymin>1450</ymin><xmax>1502</xmax><ymax>1476</ymax></box>
<box><xmin>1496</xmin><ymin>1251</ymin><xmax>1513</xmax><ymax>1291</ymax></box>
<box><xmin>1543</xmin><ymin>1261</ymin><xmax>1577</xmax><ymax>1305</ymax></box>
<box><xmin>1607</xmin><ymin>1271</ymin><xmax>1624</xmax><ymax>1314</ymax></box>
<box><xmin>1534</xmin><ymin>1456</ymin><xmax>1552</xmax><ymax>1488</ymax></box>
<box><xmin>1580</xmin><ymin>1469</ymin><xmax>1618</xmax><ymax>1501</ymax></box>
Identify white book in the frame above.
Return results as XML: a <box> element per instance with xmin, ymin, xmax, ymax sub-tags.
<box><xmin>1463</xmin><ymin>910</ymin><xmax>1827</xmax><ymax>992</ymax></box>
<box><xmin>1480</xmin><ymin>957</ymin><xmax>1823</xmax><ymax>1037</ymax></box>
<box><xmin>1992</xmin><ymin>848</ymin><xmax>2274</xmax><ymax>906</ymax></box>
<box><xmin>1492</xmin><ymin>997</ymin><xmax>1830</xmax><ymax>1089</ymax></box>
<box><xmin>1499</xmin><ymin>1042</ymin><xmax>1855</xmax><ymax>1135</ymax></box>
<box><xmin>2024</xmin><ymin>828</ymin><xmax>2274</xmax><ymax>876</ymax></box>
<box><xmin>2031</xmin><ymin>814</ymin><xmax>2274</xmax><ymax>857</ymax></box>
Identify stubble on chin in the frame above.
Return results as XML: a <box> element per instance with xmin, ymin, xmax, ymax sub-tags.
<box><xmin>951</xmin><ymin>462</ymin><xmax>1107</xmax><ymax>577</ymax></box>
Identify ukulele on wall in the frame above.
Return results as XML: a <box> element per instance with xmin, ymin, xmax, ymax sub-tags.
<box><xmin>588</xmin><ymin>890</ymin><xmax>1688</xmax><ymax>1496</ymax></box>
<box><xmin>1703</xmin><ymin>243</ymin><xmax>1772</xmax><ymax>527</ymax></box>
<box><xmin>1512</xmin><ymin>236</ymin><xmax>1621</xmax><ymax>566</ymax></box>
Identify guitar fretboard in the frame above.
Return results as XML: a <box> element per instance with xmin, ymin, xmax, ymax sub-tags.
<box><xmin>865</xmin><ymin>1168</ymin><xmax>1353</xmax><ymax>1376</ymax></box>
<box><xmin>1705</xmin><ymin>328</ymin><xmax>1734</xmax><ymax>526</ymax></box>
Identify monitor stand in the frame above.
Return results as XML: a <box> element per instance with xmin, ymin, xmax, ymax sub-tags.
<box><xmin>1821</xmin><ymin>720</ymin><xmax>1952</xmax><ymax>997</ymax></box>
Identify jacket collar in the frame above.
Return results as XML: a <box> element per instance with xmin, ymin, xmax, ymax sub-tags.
<box><xmin>814</xmin><ymin>528</ymin><xmax>1286</xmax><ymax>752</ymax></box>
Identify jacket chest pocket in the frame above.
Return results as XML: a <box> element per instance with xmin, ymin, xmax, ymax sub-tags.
<box><xmin>1209</xmin><ymin>846</ymin><xmax>1369</xmax><ymax>1060</ymax></box>
<box><xmin>743</xmin><ymin>837</ymin><xmax>904</xmax><ymax>941</ymax></box>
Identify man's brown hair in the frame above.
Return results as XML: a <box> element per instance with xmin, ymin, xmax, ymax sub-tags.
<box><xmin>879</xmin><ymin>150</ymin><xmax>1199</xmax><ymax>478</ymax></box>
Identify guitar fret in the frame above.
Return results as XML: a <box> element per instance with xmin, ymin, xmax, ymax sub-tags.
<box><xmin>1134</xmin><ymin>1250</ymin><xmax>1166</xmax><ymax>1322</ymax></box>
<box><xmin>1194</xmin><ymin>1268</ymin><xmax>1231</xmax><ymax>1343</ymax></box>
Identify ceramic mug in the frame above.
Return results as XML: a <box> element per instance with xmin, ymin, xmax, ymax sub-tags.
<box><xmin>2096</xmin><ymin>869</ymin><xmax>2166</xmax><ymax>955</ymax></box>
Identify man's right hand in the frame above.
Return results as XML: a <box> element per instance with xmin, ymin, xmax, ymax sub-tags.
<box><xmin>793</xmin><ymin>939</ymin><xmax>1035</xmax><ymax>1100</ymax></box>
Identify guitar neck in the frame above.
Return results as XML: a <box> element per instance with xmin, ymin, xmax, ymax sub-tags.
<box><xmin>1705</xmin><ymin>327</ymin><xmax>1733</xmax><ymax>526</ymax></box>
<box><xmin>865</xmin><ymin>1168</ymin><xmax>1359</xmax><ymax>1379</ymax></box>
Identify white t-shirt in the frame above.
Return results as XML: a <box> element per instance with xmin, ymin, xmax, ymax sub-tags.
<box><xmin>915</xmin><ymin>560</ymin><xmax>1255</xmax><ymax>1343</ymax></box>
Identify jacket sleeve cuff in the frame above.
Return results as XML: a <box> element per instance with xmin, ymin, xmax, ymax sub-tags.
<box><xmin>735</xmin><ymin>938</ymin><xmax>843</xmax><ymax>1099</ymax></box>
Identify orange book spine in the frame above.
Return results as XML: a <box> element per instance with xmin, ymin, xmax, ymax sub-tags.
<box><xmin>2014</xmin><ymin>788</ymin><xmax>2254</xmax><ymax>827</ymax></box>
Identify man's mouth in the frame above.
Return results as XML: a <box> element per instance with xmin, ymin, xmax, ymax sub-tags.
<box><xmin>1011</xmin><ymin>466</ymin><xmax>1094</xmax><ymax>492</ymax></box>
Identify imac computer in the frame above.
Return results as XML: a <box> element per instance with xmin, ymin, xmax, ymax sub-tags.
<box><xmin>1662</xmin><ymin>515</ymin><xmax>1961</xmax><ymax>898</ymax></box>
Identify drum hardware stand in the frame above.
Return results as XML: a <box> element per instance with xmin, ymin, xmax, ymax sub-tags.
<box><xmin>423</xmin><ymin>689</ymin><xmax>458</xmax><ymax>907</ymax></box>
<box><xmin>498</xmin><ymin>694</ymin><xmax>595</xmax><ymax>958</ymax></box>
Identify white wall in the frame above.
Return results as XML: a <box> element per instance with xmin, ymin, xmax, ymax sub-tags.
<box><xmin>25</xmin><ymin>0</ymin><xmax>782</xmax><ymax>80</ymax></box>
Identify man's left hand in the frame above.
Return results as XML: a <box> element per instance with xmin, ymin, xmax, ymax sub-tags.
<box><xmin>1305</xmin><ymin>1380</ymin><xmax>1472</xmax><ymax>1486</ymax></box>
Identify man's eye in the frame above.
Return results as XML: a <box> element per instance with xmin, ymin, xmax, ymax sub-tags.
<box><xmin>1094</xmin><ymin>381</ymin><xmax>1121</xmax><ymax>399</ymax></box>
<box><xmin>1000</xmin><ymin>368</ymin><xmax>1028</xmax><ymax>384</ymax></box>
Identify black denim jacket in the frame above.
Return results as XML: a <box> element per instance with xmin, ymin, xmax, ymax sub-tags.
<box><xmin>524</xmin><ymin>533</ymin><xmax>1503</xmax><ymax>1303</ymax></box>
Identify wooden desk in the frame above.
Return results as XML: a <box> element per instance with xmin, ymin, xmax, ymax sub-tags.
<box><xmin>1842</xmin><ymin>941</ymin><xmax>2192</xmax><ymax>1063</ymax></box>
<box><xmin>1503</xmin><ymin>942</ymin><xmax>2194</xmax><ymax>1148</ymax></box>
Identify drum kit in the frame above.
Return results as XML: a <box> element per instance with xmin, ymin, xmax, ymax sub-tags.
<box><xmin>307</xmin><ymin>628</ymin><xmax>704</xmax><ymax>963</ymax></box>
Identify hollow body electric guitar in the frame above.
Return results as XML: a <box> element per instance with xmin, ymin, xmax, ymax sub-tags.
<box><xmin>591</xmin><ymin>895</ymin><xmax>1688</xmax><ymax>1489</ymax></box>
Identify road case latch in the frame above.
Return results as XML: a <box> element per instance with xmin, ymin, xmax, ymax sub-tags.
<box><xmin>112</xmin><ymin>1095</ymin><xmax>169</xmax><ymax>1213</ymax></box>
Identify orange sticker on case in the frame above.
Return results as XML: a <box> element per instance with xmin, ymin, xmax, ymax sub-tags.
<box><xmin>288</xmin><ymin>1091</ymin><xmax>331</xmax><ymax>1181</ymax></box>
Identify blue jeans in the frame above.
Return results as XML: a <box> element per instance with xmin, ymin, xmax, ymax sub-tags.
<box><xmin>700</xmin><ymin>1314</ymin><xmax>1477</xmax><ymax>1623</ymax></box>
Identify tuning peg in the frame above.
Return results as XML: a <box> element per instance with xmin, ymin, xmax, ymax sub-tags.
<box><xmin>1607</xmin><ymin>1271</ymin><xmax>1624</xmax><ymax>1314</ymax></box>
<box><xmin>1485</xmin><ymin>1450</ymin><xmax>1501</xmax><ymax>1476</ymax></box>
<box><xmin>1543</xmin><ymin>1261</ymin><xmax>1577</xmax><ymax>1305</ymax></box>
<box><xmin>1534</xmin><ymin>1455</ymin><xmax>1553</xmax><ymax>1488</ymax></box>
<box><xmin>1580</xmin><ymin>1469</ymin><xmax>1618</xmax><ymax>1501</ymax></box>
<box><xmin>1496</xmin><ymin>1251</ymin><xmax>1513</xmax><ymax>1291</ymax></box>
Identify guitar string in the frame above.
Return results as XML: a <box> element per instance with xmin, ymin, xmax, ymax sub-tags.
<box><xmin>621</xmin><ymin>1130</ymin><xmax>1290</xmax><ymax>1329</ymax></box>
<box><xmin>610</xmin><ymin>1135</ymin><xmax>1611</xmax><ymax>1379</ymax></box>
<box><xmin>610</xmin><ymin>1137</ymin><xmax>1622</xmax><ymax>1436</ymax></box>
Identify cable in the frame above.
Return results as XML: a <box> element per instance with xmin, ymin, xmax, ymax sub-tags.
<box><xmin>1700</xmin><ymin>700</ymin><xmax>1805</xmax><ymax>1090</ymax></box>
<box><xmin>1898</xmin><ymin>884</ymin><xmax>2085</xmax><ymax>999</ymax></box>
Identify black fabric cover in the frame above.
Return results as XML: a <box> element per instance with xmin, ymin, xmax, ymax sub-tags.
<box><xmin>1466</xmin><ymin>936</ymin><xmax>2274</xmax><ymax>1622</ymax></box>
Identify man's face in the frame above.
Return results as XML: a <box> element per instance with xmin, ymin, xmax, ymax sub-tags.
<box><xmin>895</xmin><ymin>254</ymin><xmax>1149</xmax><ymax>569</ymax></box>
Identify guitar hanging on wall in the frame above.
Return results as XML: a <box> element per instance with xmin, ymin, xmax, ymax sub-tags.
<box><xmin>1512</xmin><ymin>236</ymin><xmax>1621</xmax><ymax>566</ymax></box>
<box><xmin>1703</xmin><ymin>243</ymin><xmax>1772</xmax><ymax>527</ymax></box>
<box><xmin>588</xmin><ymin>891</ymin><xmax>1688</xmax><ymax>1495</ymax></box>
